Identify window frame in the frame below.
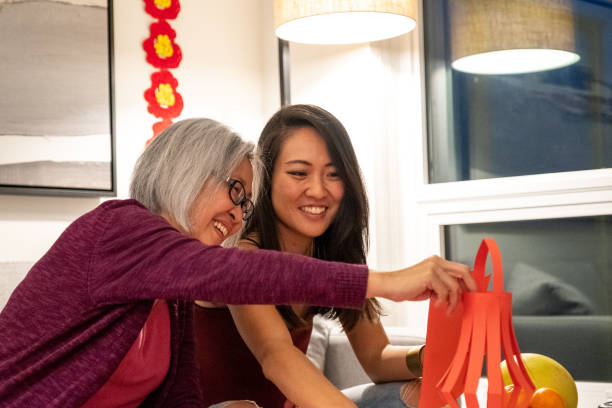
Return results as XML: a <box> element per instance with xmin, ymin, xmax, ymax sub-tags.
<box><xmin>415</xmin><ymin>0</ymin><xmax>612</xmax><ymax>211</ymax></box>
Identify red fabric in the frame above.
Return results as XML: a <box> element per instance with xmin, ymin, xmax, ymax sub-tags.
<box><xmin>193</xmin><ymin>305</ymin><xmax>312</xmax><ymax>408</ymax></box>
<box><xmin>81</xmin><ymin>300</ymin><xmax>171</xmax><ymax>408</ymax></box>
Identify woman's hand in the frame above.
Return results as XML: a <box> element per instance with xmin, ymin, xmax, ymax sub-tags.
<box><xmin>366</xmin><ymin>256</ymin><xmax>476</xmax><ymax>313</ymax></box>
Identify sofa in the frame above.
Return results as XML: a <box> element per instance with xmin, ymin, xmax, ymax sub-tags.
<box><xmin>306</xmin><ymin>315</ymin><xmax>425</xmax><ymax>390</ymax></box>
<box><xmin>504</xmin><ymin>262</ymin><xmax>612</xmax><ymax>382</ymax></box>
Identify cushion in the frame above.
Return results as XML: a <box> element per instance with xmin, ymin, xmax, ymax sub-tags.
<box><xmin>306</xmin><ymin>315</ymin><xmax>332</xmax><ymax>371</ymax></box>
<box><xmin>307</xmin><ymin>316</ymin><xmax>426</xmax><ymax>390</ymax></box>
<box><xmin>506</xmin><ymin>262</ymin><xmax>595</xmax><ymax>315</ymax></box>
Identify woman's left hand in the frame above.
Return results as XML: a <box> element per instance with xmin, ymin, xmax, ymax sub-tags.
<box><xmin>366</xmin><ymin>255</ymin><xmax>477</xmax><ymax>313</ymax></box>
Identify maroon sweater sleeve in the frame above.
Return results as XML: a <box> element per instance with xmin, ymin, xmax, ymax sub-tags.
<box><xmin>85</xmin><ymin>200</ymin><xmax>367</xmax><ymax>309</ymax></box>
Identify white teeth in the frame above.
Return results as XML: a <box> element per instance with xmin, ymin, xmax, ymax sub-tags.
<box><xmin>214</xmin><ymin>221</ymin><xmax>228</xmax><ymax>236</ymax></box>
<box><xmin>301</xmin><ymin>206</ymin><xmax>325</xmax><ymax>215</ymax></box>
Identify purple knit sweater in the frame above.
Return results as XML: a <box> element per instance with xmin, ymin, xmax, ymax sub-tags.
<box><xmin>0</xmin><ymin>199</ymin><xmax>367</xmax><ymax>407</ymax></box>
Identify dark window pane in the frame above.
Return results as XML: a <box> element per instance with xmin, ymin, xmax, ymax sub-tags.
<box><xmin>425</xmin><ymin>0</ymin><xmax>612</xmax><ymax>183</ymax></box>
<box><xmin>444</xmin><ymin>216</ymin><xmax>612</xmax><ymax>382</ymax></box>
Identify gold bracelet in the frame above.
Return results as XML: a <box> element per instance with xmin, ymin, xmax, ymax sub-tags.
<box><xmin>405</xmin><ymin>345</ymin><xmax>425</xmax><ymax>377</ymax></box>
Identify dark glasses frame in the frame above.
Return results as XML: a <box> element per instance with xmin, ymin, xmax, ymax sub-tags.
<box><xmin>227</xmin><ymin>178</ymin><xmax>254</xmax><ymax>221</ymax></box>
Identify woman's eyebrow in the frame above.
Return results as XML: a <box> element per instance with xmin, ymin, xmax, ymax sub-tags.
<box><xmin>285</xmin><ymin>159</ymin><xmax>311</xmax><ymax>165</ymax></box>
<box><xmin>285</xmin><ymin>160</ymin><xmax>335</xmax><ymax>167</ymax></box>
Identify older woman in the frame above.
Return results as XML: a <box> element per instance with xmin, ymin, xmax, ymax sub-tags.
<box><xmin>0</xmin><ymin>118</ymin><xmax>472</xmax><ymax>408</ymax></box>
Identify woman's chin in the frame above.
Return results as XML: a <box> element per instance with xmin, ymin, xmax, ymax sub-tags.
<box><xmin>299</xmin><ymin>226</ymin><xmax>331</xmax><ymax>239</ymax></box>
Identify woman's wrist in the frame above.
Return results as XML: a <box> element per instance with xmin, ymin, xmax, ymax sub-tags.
<box><xmin>405</xmin><ymin>345</ymin><xmax>425</xmax><ymax>377</ymax></box>
<box><xmin>365</xmin><ymin>270</ymin><xmax>384</xmax><ymax>299</ymax></box>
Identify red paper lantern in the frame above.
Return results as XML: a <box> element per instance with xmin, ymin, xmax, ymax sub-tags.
<box><xmin>143</xmin><ymin>0</ymin><xmax>180</xmax><ymax>20</ymax></box>
<box><xmin>420</xmin><ymin>239</ymin><xmax>536</xmax><ymax>408</ymax></box>
<box><xmin>144</xmin><ymin>70</ymin><xmax>183</xmax><ymax>119</ymax></box>
<box><xmin>142</xmin><ymin>20</ymin><xmax>182</xmax><ymax>69</ymax></box>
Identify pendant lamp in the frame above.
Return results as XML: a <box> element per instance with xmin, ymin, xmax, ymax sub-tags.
<box><xmin>274</xmin><ymin>0</ymin><xmax>417</xmax><ymax>44</ymax></box>
<box><xmin>450</xmin><ymin>0</ymin><xmax>580</xmax><ymax>75</ymax></box>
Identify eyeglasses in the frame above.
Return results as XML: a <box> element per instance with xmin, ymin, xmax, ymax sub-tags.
<box><xmin>227</xmin><ymin>178</ymin><xmax>254</xmax><ymax>221</ymax></box>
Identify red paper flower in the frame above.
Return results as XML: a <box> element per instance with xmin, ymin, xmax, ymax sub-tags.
<box><xmin>143</xmin><ymin>0</ymin><xmax>180</xmax><ymax>20</ymax></box>
<box><xmin>144</xmin><ymin>70</ymin><xmax>183</xmax><ymax>119</ymax></box>
<box><xmin>143</xmin><ymin>20</ymin><xmax>182</xmax><ymax>69</ymax></box>
<box><xmin>146</xmin><ymin>118</ymin><xmax>174</xmax><ymax>145</ymax></box>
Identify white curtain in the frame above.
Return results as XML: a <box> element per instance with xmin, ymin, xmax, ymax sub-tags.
<box><xmin>288</xmin><ymin>31</ymin><xmax>428</xmax><ymax>331</ymax></box>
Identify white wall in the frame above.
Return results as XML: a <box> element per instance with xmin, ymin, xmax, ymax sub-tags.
<box><xmin>0</xmin><ymin>0</ymin><xmax>277</xmax><ymax>263</ymax></box>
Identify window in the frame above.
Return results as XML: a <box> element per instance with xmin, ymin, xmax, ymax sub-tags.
<box><xmin>424</xmin><ymin>0</ymin><xmax>612</xmax><ymax>183</ymax></box>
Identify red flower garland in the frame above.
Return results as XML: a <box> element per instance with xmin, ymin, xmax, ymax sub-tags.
<box><xmin>143</xmin><ymin>0</ymin><xmax>180</xmax><ymax>19</ymax></box>
<box><xmin>143</xmin><ymin>0</ymin><xmax>182</xmax><ymax>140</ymax></box>
<box><xmin>142</xmin><ymin>20</ymin><xmax>182</xmax><ymax>69</ymax></box>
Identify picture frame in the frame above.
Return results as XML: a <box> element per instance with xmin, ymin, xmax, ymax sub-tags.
<box><xmin>0</xmin><ymin>0</ymin><xmax>116</xmax><ymax>197</ymax></box>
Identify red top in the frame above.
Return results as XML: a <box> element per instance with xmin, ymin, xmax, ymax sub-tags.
<box><xmin>193</xmin><ymin>305</ymin><xmax>312</xmax><ymax>408</ymax></box>
<box><xmin>81</xmin><ymin>299</ymin><xmax>171</xmax><ymax>408</ymax></box>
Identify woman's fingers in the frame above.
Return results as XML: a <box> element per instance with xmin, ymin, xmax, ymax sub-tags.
<box><xmin>422</xmin><ymin>256</ymin><xmax>474</xmax><ymax>312</ymax></box>
<box><xmin>429</xmin><ymin>272</ymin><xmax>450</xmax><ymax>307</ymax></box>
<box><xmin>431</xmin><ymin>265</ymin><xmax>462</xmax><ymax>312</ymax></box>
<box><xmin>440</xmin><ymin>273</ymin><xmax>460</xmax><ymax>312</ymax></box>
<box><xmin>439</xmin><ymin>258</ymin><xmax>477</xmax><ymax>292</ymax></box>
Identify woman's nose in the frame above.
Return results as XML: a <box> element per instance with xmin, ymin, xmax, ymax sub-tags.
<box><xmin>305</xmin><ymin>176</ymin><xmax>326</xmax><ymax>198</ymax></box>
<box><xmin>228</xmin><ymin>203</ymin><xmax>242</xmax><ymax>222</ymax></box>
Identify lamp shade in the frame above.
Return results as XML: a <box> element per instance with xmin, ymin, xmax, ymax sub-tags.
<box><xmin>274</xmin><ymin>0</ymin><xmax>416</xmax><ymax>44</ymax></box>
<box><xmin>450</xmin><ymin>0</ymin><xmax>580</xmax><ymax>75</ymax></box>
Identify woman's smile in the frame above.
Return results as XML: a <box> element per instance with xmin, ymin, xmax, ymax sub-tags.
<box><xmin>213</xmin><ymin>220</ymin><xmax>229</xmax><ymax>237</ymax></box>
<box><xmin>299</xmin><ymin>205</ymin><xmax>327</xmax><ymax>216</ymax></box>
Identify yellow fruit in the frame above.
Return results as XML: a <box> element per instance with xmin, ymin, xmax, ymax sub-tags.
<box><xmin>501</xmin><ymin>353</ymin><xmax>578</xmax><ymax>408</ymax></box>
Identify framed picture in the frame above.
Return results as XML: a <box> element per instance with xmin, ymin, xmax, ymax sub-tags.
<box><xmin>0</xmin><ymin>0</ymin><xmax>116</xmax><ymax>197</ymax></box>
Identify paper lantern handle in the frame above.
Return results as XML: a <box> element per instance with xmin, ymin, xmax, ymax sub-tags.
<box><xmin>472</xmin><ymin>238</ymin><xmax>504</xmax><ymax>292</ymax></box>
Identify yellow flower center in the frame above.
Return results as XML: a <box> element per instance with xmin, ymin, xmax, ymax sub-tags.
<box><xmin>155</xmin><ymin>83</ymin><xmax>176</xmax><ymax>107</ymax></box>
<box><xmin>154</xmin><ymin>0</ymin><xmax>171</xmax><ymax>9</ymax></box>
<box><xmin>154</xmin><ymin>34</ymin><xmax>174</xmax><ymax>58</ymax></box>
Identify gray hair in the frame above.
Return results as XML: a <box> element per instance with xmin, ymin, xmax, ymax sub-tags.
<box><xmin>130</xmin><ymin>118</ymin><xmax>258</xmax><ymax>242</ymax></box>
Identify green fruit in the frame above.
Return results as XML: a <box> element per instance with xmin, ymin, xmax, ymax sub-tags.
<box><xmin>501</xmin><ymin>353</ymin><xmax>578</xmax><ymax>408</ymax></box>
